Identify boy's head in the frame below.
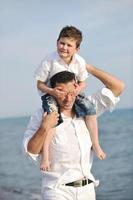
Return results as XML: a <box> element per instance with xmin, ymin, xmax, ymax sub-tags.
<box><xmin>57</xmin><ymin>26</ymin><xmax>82</xmax><ymax>48</ymax></box>
<box><xmin>57</xmin><ymin>26</ymin><xmax>83</xmax><ymax>63</ymax></box>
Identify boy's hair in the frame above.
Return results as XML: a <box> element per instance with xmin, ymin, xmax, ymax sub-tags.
<box><xmin>50</xmin><ymin>71</ymin><xmax>76</xmax><ymax>88</ymax></box>
<box><xmin>57</xmin><ymin>26</ymin><xmax>82</xmax><ymax>48</ymax></box>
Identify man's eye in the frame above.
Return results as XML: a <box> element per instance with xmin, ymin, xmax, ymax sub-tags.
<box><xmin>70</xmin><ymin>93</ymin><xmax>74</xmax><ymax>96</ymax></box>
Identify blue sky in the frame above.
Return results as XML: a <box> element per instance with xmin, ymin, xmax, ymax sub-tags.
<box><xmin>0</xmin><ymin>0</ymin><xmax>133</xmax><ymax>118</ymax></box>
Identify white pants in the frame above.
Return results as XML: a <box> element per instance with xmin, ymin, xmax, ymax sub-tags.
<box><xmin>42</xmin><ymin>183</ymin><xmax>96</xmax><ymax>200</ymax></box>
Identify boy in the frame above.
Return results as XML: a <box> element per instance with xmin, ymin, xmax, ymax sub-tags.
<box><xmin>35</xmin><ymin>26</ymin><xmax>106</xmax><ymax>171</ymax></box>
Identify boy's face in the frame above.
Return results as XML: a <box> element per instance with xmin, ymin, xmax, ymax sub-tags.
<box><xmin>57</xmin><ymin>37</ymin><xmax>79</xmax><ymax>63</ymax></box>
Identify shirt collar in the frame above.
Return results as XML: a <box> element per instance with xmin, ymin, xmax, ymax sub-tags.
<box><xmin>54</xmin><ymin>51</ymin><xmax>77</xmax><ymax>65</ymax></box>
<box><xmin>61</xmin><ymin>112</ymin><xmax>76</xmax><ymax>120</ymax></box>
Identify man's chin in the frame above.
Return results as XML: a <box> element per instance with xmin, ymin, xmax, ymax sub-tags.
<box><xmin>63</xmin><ymin>105</ymin><xmax>73</xmax><ymax>110</ymax></box>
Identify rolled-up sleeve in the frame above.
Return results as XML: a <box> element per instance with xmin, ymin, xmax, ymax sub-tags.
<box><xmin>23</xmin><ymin>108</ymin><xmax>43</xmax><ymax>161</ymax></box>
<box><xmin>87</xmin><ymin>88</ymin><xmax>120</xmax><ymax>117</ymax></box>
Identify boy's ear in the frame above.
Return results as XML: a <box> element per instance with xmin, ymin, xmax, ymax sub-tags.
<box><xmin>76</xmin><ymin>47</ymin><xmax>80</xmax><ymax>52</ymax></box>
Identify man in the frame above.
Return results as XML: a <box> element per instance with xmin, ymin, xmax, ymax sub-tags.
<box><xmin>23</xmin><ymin>65</ymin><xmax>124</xmax><ymax>200</ymax></box>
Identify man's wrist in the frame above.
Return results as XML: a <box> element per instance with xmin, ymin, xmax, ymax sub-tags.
<box><xmin>39</xmin><ymin>125</ymin><xmax>50</xmax><ymax>134</ymax></box>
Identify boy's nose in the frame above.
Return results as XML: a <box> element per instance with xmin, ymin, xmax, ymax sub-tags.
<box><xmin>63</xmin><ymin>44</ymin><xmax>67</xmax><ymax>50</ymax></box>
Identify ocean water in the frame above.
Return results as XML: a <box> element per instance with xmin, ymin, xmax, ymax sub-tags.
<box><xmin>0</xmin><ymin>109</ymin><xmax>133</xmax><ymax>200</ymax></box>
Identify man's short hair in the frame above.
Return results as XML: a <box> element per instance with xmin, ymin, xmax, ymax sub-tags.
<box><xmin>50</xmin><ymin>71</ymin><xmax>76</xmax><ymax>88</ymax></box>
<box><xmin>57</xmin><ymin>25</ymin><xmax>82</xmax><ymax>48</ymax></box>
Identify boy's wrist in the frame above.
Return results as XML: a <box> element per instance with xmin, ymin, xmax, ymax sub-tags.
<box><xmin>47</xmin><ymin>88</ymin><xmax>54</xmax><ymax>96</ymax></box>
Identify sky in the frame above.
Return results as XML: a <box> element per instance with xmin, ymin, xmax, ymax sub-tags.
<box><xmin>0</xmin><ymin>0</ymin><xmax>133</xmax><ymax>118</ymax></box>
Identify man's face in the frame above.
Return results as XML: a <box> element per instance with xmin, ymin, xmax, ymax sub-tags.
<box><xmin>55</xmin><ymin>80</ymin><xmax>76</xmax><ymax>111</ymax></box>
<box><xmin>57</xmin><ymin>37</ymin><xmax>79</xmax><ymax>63</ymax></box>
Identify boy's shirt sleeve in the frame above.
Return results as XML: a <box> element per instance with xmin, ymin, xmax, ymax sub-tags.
<box><xmin>76</xmin><ymin>54</ymin><xmax>89</xmax><ymax>82</ymax></box>
<box><xmin>34</xmin><ymin>57</ymin><xmax>51</xmax><ymax>83</ymax></box>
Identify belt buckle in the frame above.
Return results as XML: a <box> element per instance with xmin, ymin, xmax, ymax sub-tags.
<box><xmin>82</xmin><ymin>179</ymin><xmax>87</xmax><ymax>186</ymax></box>
<box><xmin>74</xmin><ymin>181</ymin><xmax>82</xmax><ymax>187</ymax></box>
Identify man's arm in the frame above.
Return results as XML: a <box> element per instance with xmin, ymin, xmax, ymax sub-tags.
<box><xmin>27</xmin><ymin>112</ymin><xmax>58</xmax><ymax>154</ymax></box>
<box><xmin>86</xmin><ymin>64</ymin><xmax>125</xmax><ymax>96</ymax></box>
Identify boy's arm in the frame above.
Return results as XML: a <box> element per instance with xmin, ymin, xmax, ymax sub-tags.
<box><xmin>37</xmin><ymin>80</ymin><xmax>55</xmax><ymax>96</ymax></box>
<box><xmin>37</xmin><ymin>80</ymin><xmax>65</xmax><ymax>98</ymax></box>
<box><xmin>86</xmin><ymin>64</ymin><xmax>125</xmax><ymax>96</ymax></box>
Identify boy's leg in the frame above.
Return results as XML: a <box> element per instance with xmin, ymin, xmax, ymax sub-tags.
<box><xmin>85</xmin><ymin>115</ymin><xmax>106</xmax><ymax>160</ymax></box>
<box><xmin>41</xmin><ymin>94</ymin><xmax>63</xmax><ymax>125</ymax></box>
<box><xmin>74</xmin><ymin>94</ymin><xmax>96</xmax><ymax>117</ymax></box>
<box><xmin>40</xmin><ymin>128</ymin><xmax>55</xmax><ymax>171</ymax></box>
<box><xmin>75</xmin><ymin>95</ymin><xmax>106</xmax><ymax>160</ymax></box>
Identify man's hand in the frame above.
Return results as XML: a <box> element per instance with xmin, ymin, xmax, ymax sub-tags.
<box><xmin>41</xmin><ymin>112</ymin><xmax>59</xmax><ymax>131</ymax></box>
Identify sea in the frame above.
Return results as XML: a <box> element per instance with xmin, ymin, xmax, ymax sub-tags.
<box><xmin>0</xmin><ymin>108</ymin><xmax>133</xmax><ymax>200</ymax></box>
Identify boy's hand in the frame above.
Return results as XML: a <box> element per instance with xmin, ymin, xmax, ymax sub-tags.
<box><xmin>74</xmin><ymin>83</ymin><xmax>81</xmax><ymax>96</ymax></box>
<box><xmin>51</xmin><ymin>87</ymin><xmax>66</xmax><ymax>99</ymax></box>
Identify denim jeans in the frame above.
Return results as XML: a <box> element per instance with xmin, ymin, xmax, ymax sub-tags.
<box><xmin>74</xmin><ymin>94</ymin><xmax>96</xmax><ymax>117</ymax></box>
<box><xmin>41</xmin><ymin>94</ymin><xmax>63</xmax><ymax>126</ymax></box>
<box><xmin>41</xmin><ymin>94</ymin><xmax>96</xmax><ymax>126</ymax></box>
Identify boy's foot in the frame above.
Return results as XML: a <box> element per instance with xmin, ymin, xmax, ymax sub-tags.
<box><xmin>40</xmin><ymin>160</ymin><xmax>50</xmax><ymax>171</ymax></box>
<box><xmin>93</xmin><ymin>144</ymin><xmax>106</xmax><ymax>160</ymax></box>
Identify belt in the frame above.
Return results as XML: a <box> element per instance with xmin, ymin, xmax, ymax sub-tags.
<box><xmin>65</xmin><ymin>178</ymin><xmax>93</xmax><ymax>187</ymax></box>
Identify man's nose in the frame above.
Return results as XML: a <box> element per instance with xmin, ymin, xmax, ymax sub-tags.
<box><xmin>66</xmin><ymin>93</ymin><xmax>73</xmax><ymax>101</ymax></box>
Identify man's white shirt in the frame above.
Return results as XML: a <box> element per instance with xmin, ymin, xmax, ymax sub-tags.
<box><xmin>23</xmin><ymin>88</ymin><xmax>119</xmax><ymax>188</ymax></box>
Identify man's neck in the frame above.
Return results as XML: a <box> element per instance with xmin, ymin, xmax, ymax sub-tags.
<box><xmin>61</xmin><ymin>109</ymin><xmax>75</xmax><ymax>118</ymax></box>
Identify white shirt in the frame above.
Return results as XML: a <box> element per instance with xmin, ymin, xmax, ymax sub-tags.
<box><xmin>34</xmin><ymin>51</ymin><xmax>88</xmax><ymax>96</ymax></box>
<box><xmin>23</xmin><ymin>88</ymin><xmax>119</xmax><ymax>188</ymax></box>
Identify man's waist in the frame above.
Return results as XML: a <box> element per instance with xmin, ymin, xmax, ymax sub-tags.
<box><xmin>65</xmin><ymin>177</ymin><xmax>93</xmax><ymax>187</ymax></box>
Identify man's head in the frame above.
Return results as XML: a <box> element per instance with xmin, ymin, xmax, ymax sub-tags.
<box><xmin>56</xmin><ymin>26</ymin><xmax>83</xmax><ymax>64</ymax></box>
<box><xmin>50</xmin><ymin>71</ymin><xmax>76</xmax><ymax>111</ymax></box>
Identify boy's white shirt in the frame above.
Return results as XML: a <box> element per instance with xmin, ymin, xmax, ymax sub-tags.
<box><xmin>34</xmin><ymin>51</ymin><xmax>88</xmax><ymax>96</ymax></box>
